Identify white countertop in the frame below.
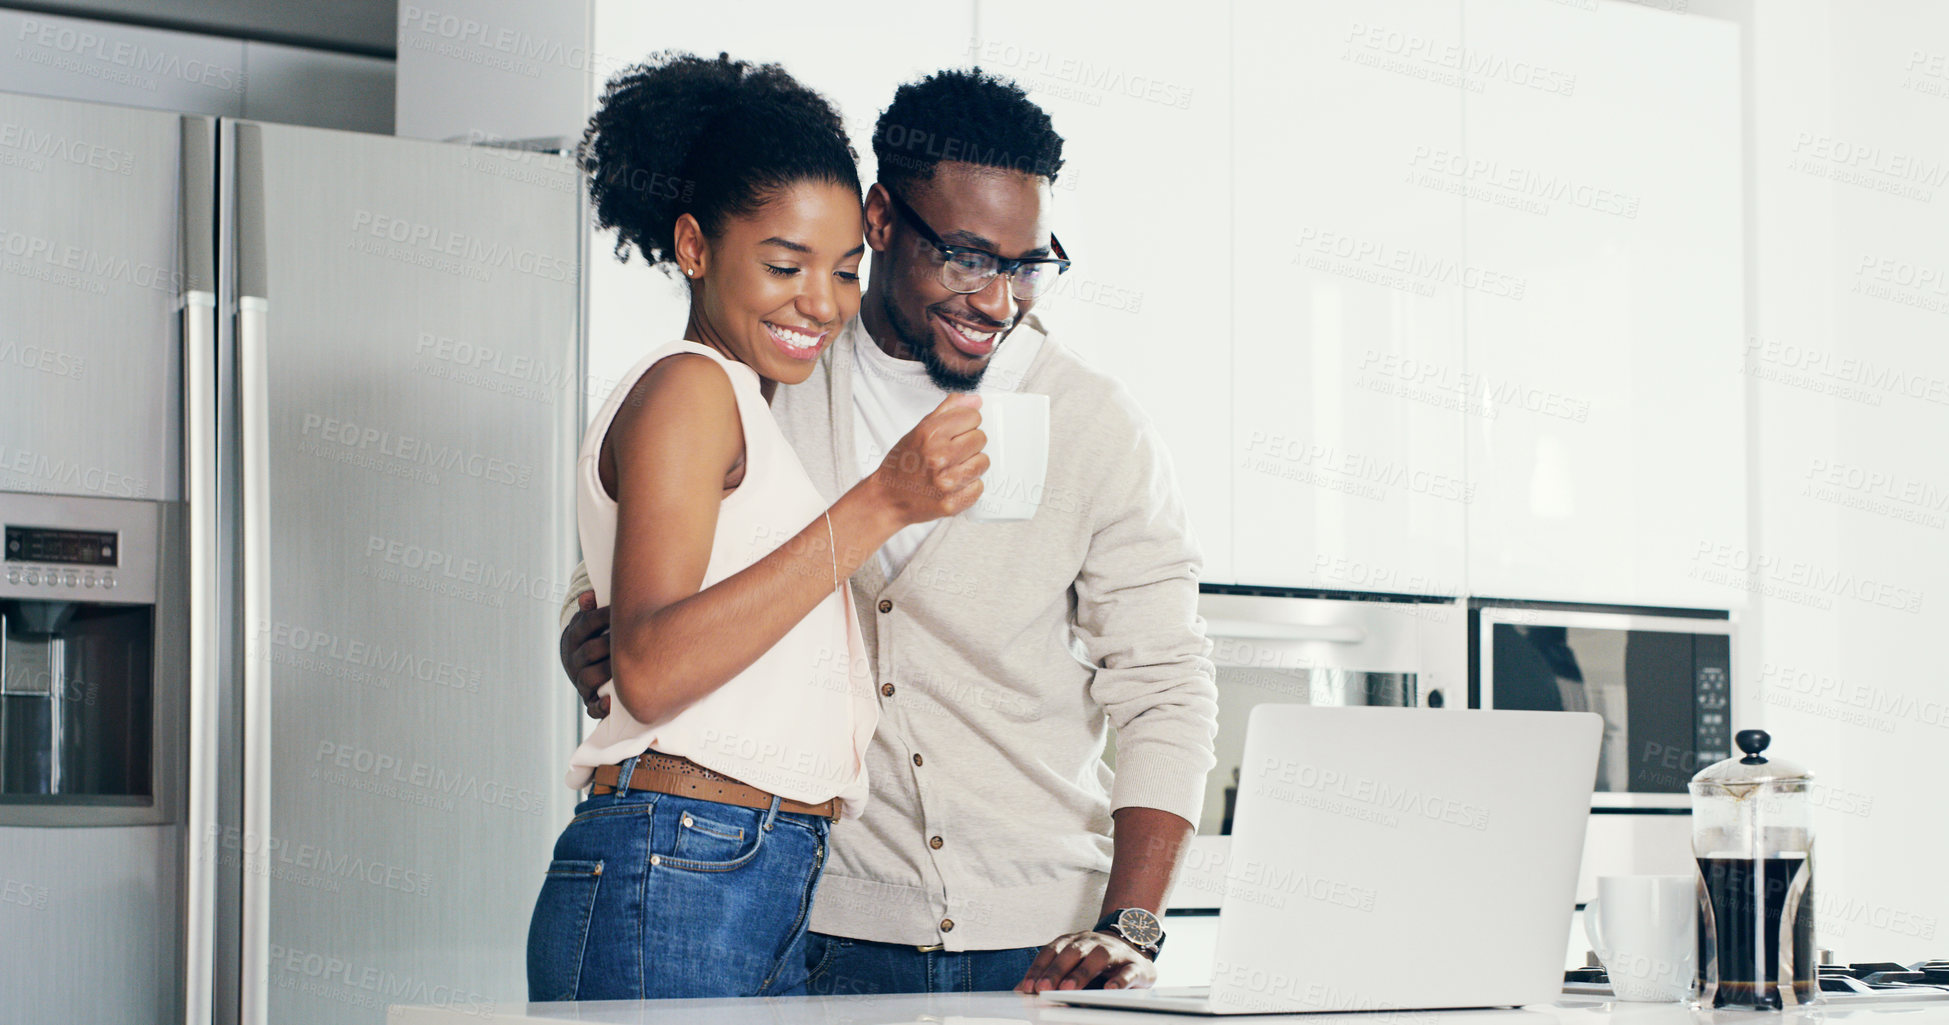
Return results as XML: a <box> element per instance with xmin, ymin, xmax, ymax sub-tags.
<box><xmin>387</xmin><ymin>991</ymin><xmax>1949</xmax><ymax>1025</ymax></box>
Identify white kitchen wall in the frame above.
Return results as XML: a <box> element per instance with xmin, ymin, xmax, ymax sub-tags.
<box><xmin>1742</xmin><ymin>0</ymin><xmax>1949</xmax><ymax>963</ymax></box>
<box><xmin>0</xmin><ymin>7</ymin><xmax>393</xmax><ymax>132</ymax></box>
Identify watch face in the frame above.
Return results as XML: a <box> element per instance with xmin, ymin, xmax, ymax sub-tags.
<box><xmin>1117</xmin><ymin>908</ymin><xmax>1163</xmax><ymax>947</ymax></box>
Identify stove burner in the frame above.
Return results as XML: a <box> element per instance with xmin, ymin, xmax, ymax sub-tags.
<box><xmin>1564</xmin><ymin>959</ymin><xmax>1949</xmax><ymax>1002</ymax></box>
<box><xmin>1818</xmin><ymin>960</ymin><xmax>1949</xmax><ymax>994</ymax></box>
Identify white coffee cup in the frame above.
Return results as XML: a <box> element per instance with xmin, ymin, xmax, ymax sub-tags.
<box><xmin>965</xmin><ymin>391</ymin><xmax>1049</xmax><ymax>523</ymax></box>
<box><xmin>1585</xmin><ymin>874</ymin><xmax>1697</xmax><ymax>1003</ymax></box>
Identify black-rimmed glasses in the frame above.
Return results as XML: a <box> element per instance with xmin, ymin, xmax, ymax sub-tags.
<box><xmin>887</xmin><ymin>192</ymin><xmax>1071</xmax><ymax>301</ymax></box>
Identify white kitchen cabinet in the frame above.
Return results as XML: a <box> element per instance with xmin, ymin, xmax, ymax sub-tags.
<box><xmin>407</xmin><ymin>0</ymin><xmax>1753</xmax><ymax>609</ymax></box>
<box><xmin>0</xmin><ymin>9</ymin><xmax>246</xmax><ymax>115</ymax></box>
<box><xmin>2</xmin><ymin>8</ymin><xmax>393</xmax><ymax>132</ymax></box>
<box><xmin>1228</xmin><ymin>0</ymin><xmax>1470</xmax><ymax>595</ymax></box>
<box><xmin>974</xmin><ymin>2</ymin><xmax>1236</xmax><ymax>581</ymax></box>
<box><xmin>1461</xmin><ymin>0</ymin><xmax>1745</xmax><ymax>608</ymax></box>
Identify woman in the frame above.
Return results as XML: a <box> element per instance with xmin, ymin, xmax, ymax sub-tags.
<box><xmin>526</xmin><ymin>52</ymin><xmax>989</xmax><ymax>1001</ymax></box>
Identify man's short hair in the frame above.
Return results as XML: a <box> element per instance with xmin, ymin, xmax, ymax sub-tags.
<box><xmin>872</xmin><ymin>68</ymin><xmax>1065</xmax><ymax>192</ymax></box>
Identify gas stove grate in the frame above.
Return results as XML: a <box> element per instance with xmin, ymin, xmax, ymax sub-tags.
<box><xmin>1562</xmin><ymin>960</ymin><xmax>1949</xmax><ymax>1003</ymax></box>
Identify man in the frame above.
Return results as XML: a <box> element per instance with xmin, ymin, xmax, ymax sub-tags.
<box><xmin>560</xmin><ymin>68</ymin><xmax>1216</xmax><ymax>995</ymax></box>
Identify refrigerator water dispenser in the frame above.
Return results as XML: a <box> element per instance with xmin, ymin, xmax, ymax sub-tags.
<box><xmin>0</xmin><ymin>490</ymin><xmax>182</xmax><ymax>825</ymax></box>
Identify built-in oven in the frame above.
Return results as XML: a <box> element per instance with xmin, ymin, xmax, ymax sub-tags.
<box><xmin>1159</xmin><ymin>586</ymin><xmax>1465</xmax><ymax>926</ymax></box>
<box><xmin>1470</xmin><ymin>599</ymin><xmax>1732</xmax><ymax>810</ymax></box>
<box><xmin>1195</xmin><ymin>587</ymin><xmax>1466</xmax><ymax>834</ymax></box>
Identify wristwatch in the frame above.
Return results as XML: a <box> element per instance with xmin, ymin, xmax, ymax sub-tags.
<box><xmin>1093</xmin><ymin>907</ymin><xmax>1166</xmax><ymax>960</ymax></box>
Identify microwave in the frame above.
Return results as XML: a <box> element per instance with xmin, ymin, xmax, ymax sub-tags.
<box><xmin>1469</xmin><ymin>600</ymin><xmax>1732</xmax><ymax>810</ymax></box>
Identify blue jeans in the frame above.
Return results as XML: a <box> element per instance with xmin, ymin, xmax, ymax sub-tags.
<box><xmin>805</xmin><ymin>933</ymin><xmax>1042</xmax><ymax>994</ymax></box>
<box><xmin>525</xmin><ymin>760</ymin><xmax>831</xmax><ymax>1001</ymax></box>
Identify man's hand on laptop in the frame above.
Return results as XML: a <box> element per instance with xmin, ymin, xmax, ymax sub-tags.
<box><xmin>1015</xmin><ymin>930</ymin><xmax>1156</xmax><ymax>994</ymax></box>
<box><xmin>561</xmin><ymin>592</ymin><xmax>613</xmax><ymax>719</ymax></box>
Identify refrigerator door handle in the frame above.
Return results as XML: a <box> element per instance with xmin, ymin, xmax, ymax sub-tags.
<box><xmin>183</xmin><ymin>287</ymin><xmax>218</xmax><ymax>1025</ymax></box>
<box><xmin>232</xmin><ymin>120</ymin><xmax>274</xmax><ymax>1025</ymax></box>
<box><xmin>181</xmin><ymin>112</ymin><xmax>220</xmax><ymax>1025</ymax></box>
<box><xmin>238</xmin><ymin>292</ymin><xmax>271</xmax><ymax>1025</ymax></box>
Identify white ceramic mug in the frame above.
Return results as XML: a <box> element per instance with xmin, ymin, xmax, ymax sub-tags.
<box><xmin>965</xmin><ymin>391</ymin><xmax>1049</xmax><ymax>523</ymax></box>
<box><xmin>1585</xmin><ymin>874</ymin><xmax>1697</xmax><ymax>1003</ymax></box>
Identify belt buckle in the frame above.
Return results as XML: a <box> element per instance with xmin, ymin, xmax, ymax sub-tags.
<box><xmin>914</xmin><ymin>942</ymin><xmax>945</xmax><ymax>953</ymax></box>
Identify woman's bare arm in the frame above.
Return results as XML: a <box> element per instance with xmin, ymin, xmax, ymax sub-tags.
<box><xmin>603</xmin><ymin>354</ymin><xmax>984</xmax><ymax>725</ymax></box>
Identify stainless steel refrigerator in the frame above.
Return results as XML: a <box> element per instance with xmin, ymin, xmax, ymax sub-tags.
<box><xmin>1</xmin><ymin>90</ymin><xmax>583</xmax><ymax>1025</ymax></box>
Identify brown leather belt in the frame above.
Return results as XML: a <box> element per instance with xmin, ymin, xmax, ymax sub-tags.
<box><xmin>589</xmin><ymin>752</ymin><xmax>840</xmax><ymax>822</ymax></box>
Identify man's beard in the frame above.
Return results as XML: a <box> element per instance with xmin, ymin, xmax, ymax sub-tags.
<box><xmin>884</xmin><ymin>292</ymin><xmax>991</xmax><ymax>392</ymax></box>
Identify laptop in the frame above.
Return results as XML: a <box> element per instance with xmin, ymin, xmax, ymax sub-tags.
<box><xmin>1047</xmin><ymin>706</ymin><xmax>1602</xmax><ymax>1015</ymax></box>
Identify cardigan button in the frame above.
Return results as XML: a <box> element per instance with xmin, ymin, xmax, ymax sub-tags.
<box><xmin>878</xmin><ymin>599</ymin><xmax>893</xmax><ymax>614</ymax></box>
<box><xmin>882</xmin><ymin>683</ymin><xmax>895</xmax><ymax>697</ymax></box>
